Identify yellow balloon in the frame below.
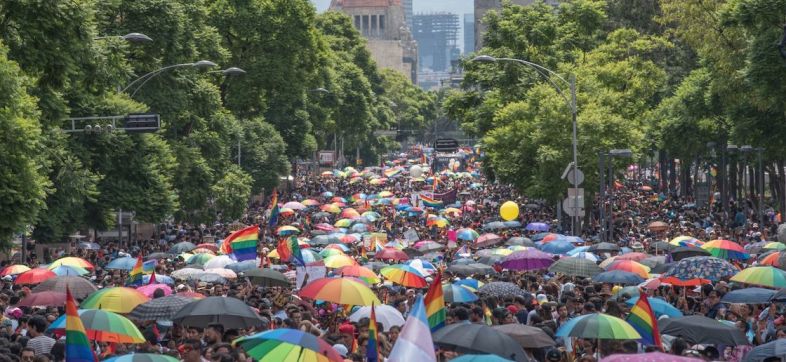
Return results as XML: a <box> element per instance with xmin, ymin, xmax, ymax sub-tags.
<box><xmin>500</xmin><ymin>201</ymin><xmax>519</xmax><ymax>221</ymax></box>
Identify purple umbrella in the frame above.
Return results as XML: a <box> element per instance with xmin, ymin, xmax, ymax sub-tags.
<box><xmin>500</xmin><ymin>249</ymin><xmax>555</xmax><ymax>271</ymax></box>
<box><xmin>525</xmin><ymin>222</ymin><xmax>550</xmax><ymax>232</ymax></box>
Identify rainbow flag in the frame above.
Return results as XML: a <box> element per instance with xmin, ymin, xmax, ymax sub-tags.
<box><xmin>142</xmin><ymin>259</ymin><xmax>156</xmax><ymax>273</ymax></box>
<box><xmin>387</xmin><ymin>295</ymin><xmax>436</xmax><ymax>362</ymax></box>
<box><xmin>420</xmin><ymin>194</ymin><xmax>443</xmax><ymax>209</ymax></box>
<box><xmin>483</xmin><ymin>305</ymin><xmax>493</xmax><ymax>325</ymax></box>
<box><xmin>277</xmin><ymin>236</ymin><xmax>304</xmax><ymax>266</ymax></box>
<box><xmin>126</xmin><ymin>255</ymin><xmax>144</xmax><ymax>286</ymax></box>
<box><xmin>66</xmin><ymin>287</ymin><xmax>95</xmax><ymax>362</ymax></box>
<box><xmin>424</xmin><ymin>272</ymin><xmax>446</xmax><ymax>332</ymax></box>
<box><xmin>626</xmin><ymin>293</ymin><xmax>662</xmax><ymax>348</ymax></box>
<box><xmin>367</xmin><ymin>303</ymin><xmax>380</xmax><ymax>362</ymax></box>
<box><xmin>221</xmin><ymin>225</ymin><xmax>259</xmax><ymax>262</ymax></box>
<box><xmin>268</xmin><ymin>189</ymin><xmax>280</xmax><ymax>229</ymax></box>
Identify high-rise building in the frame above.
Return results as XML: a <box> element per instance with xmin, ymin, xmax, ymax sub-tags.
<box><xmin>413</xmin><ymin>13</ymin><xmax>459</xmax><ymax>72</ymax></box>
<box><xmin>330</xmin><ymin>0</ymin><xmax>418</xmax><ymax>83</ymax></box>
<box><xmin>464</xmin><ymin>13</ymin><xmax>475</xmax><ymax>54</ymax></box>
<box><xmin>401</xmin><ymin>0</ymin><xmax>413</xmax><ymax>29</ymax></box>
<box><xmin>474</xmin><ymin>0</ymin><xmax>559</xmax><ymax>50</ymax></box>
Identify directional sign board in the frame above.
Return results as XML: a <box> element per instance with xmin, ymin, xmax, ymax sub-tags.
<box><xmin>124</xmin><ymin>113</ymin><xmax>160</xmax><ymax>133</ymax></box>
<box><xmin>434</xmin><ymin>138</ymin><xmax>459</xmax><ymax>153</ymax></box>
<box><xmin>564</xmin><ymin>188</ymin><xmax>585</xmax><ymax>217</ymax></box>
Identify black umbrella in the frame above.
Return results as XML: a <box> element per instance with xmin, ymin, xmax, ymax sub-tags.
<box><xmin>146</xmin><ymin>252</ymin><xmax>172</xmax><ymax>260</ymax></box>
<box><xmin>129</xmin><ymin>295</ymin><xmax>194</xmax><ymax>320</ymax></box>
<box><xmin>432</xmin><ymin>323</ymin><xmax>529</xmax><ymax>362</ymax></box>
<box><xmin>742</xmin><ymin>338</ymin><xmax>786</xmax><ymax>362</ymax></box>
<box><xmin>721</xmin><ymin>287</ymin><xmax>776</xmax><ymax>304</ymax></box>
<box><xmin>169</xmin><ymin>242</ymin><xmax>197</xmax><ymax>254</ymax></box>
<box><xmin>670</xmin><ymin>246</ymin><xmax>710</xmax><ymax>261</ymax></box>
<box><xmin>492</xmin><ymin>324</ymin><xmax>556</xmax><ymax>348</ymax></box>
<box><xmin>650</xmin><ymin>241</ymin><xmax>675</xmax><ymax>252</ymax></box>
<box><xmin>451</xmin><ymin>258</ymin><xmax>475</xmax><ymax>265</ymax></box>
<box><xmin>446</xmin><ymin>264</ymin><xmax>477</xmax><ymax>277</ymax></box>
<box><xmin>506</xmin><ymin>237</ymin><xmax>536</xmax><ymax>247</ymax></box>
<box><xmin>311</xmin><ymin>235</ymin><xmax>339</xmax><ymax>246</ymax></box>
<box><xmin>402</xmin><ymin>247</ymin><xmax>424</xmax><ymax>257</ymax></box>
<box><xmin>476</xmin><ymin>255</ymin><xmax>504</xmax><ymax>265</ymax></box>
<box><xmin>478</xmin><ymin>282</ymin><xmax>526</xmax><ymax>298</ymax></box>
<box><xmin>242</xmin><ymin>268</ymin><xmax>290</xmax><ymax>287</ymax></box>
<box><xmin>588</xmin><ymin>242</ymin><xmax>621</xmax><ymax>252</ymax></box>
<box><xmin>659</xmin><ymin>315</ymin><xmax>750</xmax><ymax>346</ymax></box>
<box><xmin>592</xmin><ymin>270</ymin><xmax>645</xmax><ymax>285</ymax></box>
<box><xmin>32</xmin><ymin>276</ymin><xmax>97</xmax><ymax>299</ymax></box>
<box><xmin>650</xmin><ymin>262</ymin><xmax>675</xmax><ymax>274</ymax></box>
<box><xmin>484</xmin><ymin>221</ymin><xmax>506</xmax><ymax>230</ymax></box>
<box><xmin>548</xmin><ymin>257</ymin><xmax>603</xmax><ymax>278</ymax></box>
<box><xmin>172</xmin><ymin>296</ymin><xmax>264</xmax><ymax>328</ymax></box>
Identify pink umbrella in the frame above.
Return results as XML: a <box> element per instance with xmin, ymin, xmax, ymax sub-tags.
<box><xmin>601</xmin><ymin>352</ymin><xmax>701</xmax><ymax>362</ymax></box>
<box><xmin>18</xmin><ymin>292</ymin><xmax>68</xmax><ymax>307</ymax></box>
<box><xmin>137</xmin><ymin>284</ymin><xmax>172</xmax><ymax>297</ymax></box>
<box><xmin>475</xmin><ymin>233</ymin><xmax>503</xmax><ymax>248</ymax></box>
<box><xmin>375</xmin><ymin>247</ymin><xmax>409</xmax><ymax>262</ymax></box>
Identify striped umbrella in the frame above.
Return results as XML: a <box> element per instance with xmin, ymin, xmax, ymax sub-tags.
<box><xmin>233</xmin><ymin>328</ymin><xmax>343</xmax><ymax>362</ymax></box>
<box><xmin>48</xmin><ymin>309</ymin><xmax>145</xmax><ymax>343</ymax></box>
<box><xmin>299</xmin><ymin>278</ymin><xmax>380</xmax><ymax>306</ymax></box>
<box><xmin>0</xmin><ymin>264</ymin><xmax>30</xmax><ymax>276</ymax></box>
<box><xmin>556</xmin><ymin>313</ymin><xmax>641</xmax><ymax>340</ymax></box>
<box><xmin>606</xmin><ymin>260</ymin><xmax>651</xmax><ymax>278</ymax></box>
<box><xmin>323</xmin><ymin>254</ymin><xmax>358</xmax><ymax>269</ymax></box>
<box><xmin>457</xmin><ymin>228</ymin><xmax>480</xmax><ymax>241</ymax></box>
<box><xmin>80</xmin><ymin>287</ymin><xmax>150</xmax><ymax>314</ymax></box>
<box><xmin>338</xmin><ymin>265</ymin><xmax>380</xmax><ymax>284</ymax></box>
<box><xmin>49</xmin><ymin>256</ymin><xmax>94</xmax><ymax>270</ymax></box>
<box><xmin>669</xmin><ymin>236</ymin><xmax>704</xmax><ymax>247</ymax></box>
<box><xmin>731</xmin><ymin>266</ymin><xmax>786</xmax><ymax>289</ymax></box>
<box><xmin>380</xmin><ymin>265</ymin><xmax>428</xmax><ymax>288</ymax></box>
<box><xmin>702</xmin><ymin>240</ymin><xmax>749</xmax><ymax>260</ymax></box>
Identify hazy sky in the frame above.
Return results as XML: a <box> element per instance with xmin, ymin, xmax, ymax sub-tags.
<box><xmin>311</xmin><ymin>0</ymin><xmax>475</xmax><ymax>51</ymax></box>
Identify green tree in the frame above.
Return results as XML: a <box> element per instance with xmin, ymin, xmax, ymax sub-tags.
<box><xmin>239</xmin><ymin>119</ymin><xmax>290</xmax><ymax>194</ymax></box>
<box><xmin>211</xmin><ymin>165</ymin><xmax>252</xmax><ymax>222</ymax></box>
<box><xmin>0</xmin><ymin>41</ymin><xmax>49</xmax><ymax>246</ymax></box>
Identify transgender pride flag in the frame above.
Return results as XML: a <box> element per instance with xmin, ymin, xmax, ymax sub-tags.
<box><xmin>387</xmin><ymin>295</ymin><xmax>436</xmax><ymax>362</ymax></box>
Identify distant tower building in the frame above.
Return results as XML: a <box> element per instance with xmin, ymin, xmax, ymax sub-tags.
<box><xmin>474</xmin><ymin>0</ymin><xmax>559</xmax><ymax>50</ymax></box>
<box><xmin>401</xmin><ymin>0</ymin><xmax>413</xmax><ymax>29</ymax></box>
<box><xmin>330</xmin><ymin>0</ymin><xmax>418</xmax><ymax>83</ymax></box>
<box><xmin>464</xmin><ymin>13</ymin><xmax>475</xmax><ymax>54</ymax></box>
<box><xmin>412</xmin><ymin>13</ymin><xmax>459</xmax><ymax>72</ymax></box>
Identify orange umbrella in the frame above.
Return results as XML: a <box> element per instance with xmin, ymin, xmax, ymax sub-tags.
<box><xmin>15</xmin><ymin>268</ymin><xmax>57</xmax><ymax>285</ymax></box>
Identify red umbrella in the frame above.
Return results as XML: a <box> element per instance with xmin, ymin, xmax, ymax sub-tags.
<box><xmin>15</xmin><ymin>268</ymin><xmax>56</xmax><ymax>285</ymax></box>
<box><xmin>475</xmin><ymin>233</ymin><xmax>503</xmax><ymax>248</ymax></box>
<box><xmin>375</xmin><ymin>247</ymin><xmax>409</xmax><ymax>262</ymax></box>
<box><xmin>18</xmin><ymin>291</ymin><xmax>68</xmax><ymax>307</ymax></box>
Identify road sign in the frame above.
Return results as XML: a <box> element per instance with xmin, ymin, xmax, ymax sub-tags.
<box><xmin>563</xmin><ymin>198</ymin><xmax>585</xmax><ymax>217</ymax></box>
<box><xmin>566</xmin><ymin>168</ymin><xmax>584</xmax><ymax>186</ymax></box>
<box><xmin>124</xmin><ymin>113</ymin><xmax>160</xmax><ymax>133</ymax></box>
<box><xmin>318</xmin><ymin>151</ymin><xmax>336</xmax><ymax>166</ymax></box>
<box><xmin>434</xmin><ymin>138</ymin><xmax>459</xmax><ymax>153</ymax></box>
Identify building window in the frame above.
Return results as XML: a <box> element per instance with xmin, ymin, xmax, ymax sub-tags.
<box><xmin>379</xmin><ymin>15</ymin><xmax>385</xmax><ymax>31</ymax></box>
<box><xmin>354</xmin><ymin>15</ymin><xmax>361</xmax><ymax>30</ymax></box>
<box><xmin>362</xmin><ymin>15</ymin><xmax>369</xmax><ymax>35</ymax></box>
<box><xmin>371</xmin><ymin>15</ymin><xmax>378</xmax><ymax>35</ymax></box>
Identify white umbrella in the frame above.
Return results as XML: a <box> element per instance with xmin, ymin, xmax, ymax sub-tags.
<box><xmin>204</xmin><ymin>255</ymin><xmax>234</xmax><ymax>270</ymax></box>
<box><xmin>573</xmin><ymin>252</ymin><xmax>599</xmax><ymax>262</ymax></box>
<box><xmin>350</xmin><ymin>304</ymin><xmax>405</xmax><ymax>332</ymax></box>
<box><xmin>204</xmin><ymin>268</ymin><xmax>237</xmax><ymax>279</ymax></box>
<box><xmin>171</xmin><ymin>268</ymin><xmax>205</xmax><ymax>280</ymax></box>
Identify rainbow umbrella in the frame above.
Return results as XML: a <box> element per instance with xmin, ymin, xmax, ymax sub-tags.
<box><xmin>1</xmin><ymin>264</ymin><xmax>30</xmax><ymax>276</ymax></box>
<box><xmin>15</xmin><ymin>268</ymin><xmax>56</xmax><ymax>285</ymax></box>
<box><xmin>623</xmin><ymin>296</ymin><xmax>683</xmax><ymax>318</ymax></box>
<box><xmin>49</xmin><ymin>256</ymin><xmax>94</xmax><ymax>270</ymax></box>
<box><xmin>380</xmin><ymin>265</ymin><xmax>428</xmax><ymax>288</ymax></box>
<box><xmin>764</xmin><ymin>242</ymin><xmax>786</xmax><ymax>251</ymax></box>
<box><xmin>323</xmin><ymin>254</ymin><xmax>358</xmax><ymax>269</ymax></box>
<box><xmin>702</xmin><ymin>239</ymin><xmax>749</xmax><ymax>260</ymax></box>
<box><xmin>760</xmin><ymin>251</ymin><xmax>783</xmax><ymax>267</ymax></box>
<box><xmin>80</xmin><ymin>287</ymin><xmax>150</xmax><ymax>314</ymax></box>
<box><xmin>299</xmin><ymin>278</ymin><xmax>380</xmax><ymax>306</ymax></box>
<box><xmin>669</xmin><ymin>236</ymin><xmax>704</xmax><ymax>247</ymax></box>
<box><xmin>338</xmin><ymin>265</ymin><xmax>380</xmax><ymax>284</ymax></box>
<box><xmin>427</xmin><ymin>217</ymin><xmax>450</xmax><ymax>228</ymax></box>
<box><xmin>606</xmin><ymin>260</ymin><xmax>651</xmax><ymax>278</ymax></box>
<box><xmin>302</xmin><ymin>199</ymin><xmax>321</xmax><ymax>207</ymax></box>
<box><xmin>50</xmin><ymin>265</ymin><xmax>89</xmax><ymax>276</ymax></box>
<box><xmin>279</xmin><ymin>208</ymin><xmax>295</xmax><ymax>217</ymax></box>
<box><xmin>277</xmin><ymin>226</ymin><xmax>301</xmax><ymax>236</ymax></box>
<box><xmin>556</xmin><ymin>313</ymin><xmax>641</xmax><ymax>340</ymax></box>
<box><xmin>341</xmin><ymin>208</ymin><xmax>360</xmax><ymax>218</ymax></box>
<box><xmin>443</xmin><ymin>284</ymin><xmax>479</xmax><ymax>303</ymax></box>
<box><xmin>731</xmin><ymin>266</ymin><xmax>786</xmax><ymax>289</ymax></box>
<box><xmin>334</xmin><ymin>219</ymin><xmax>352</xmax><ymax>228</ymax></box>
<box><xmin>457</xmin><ymin>228</ymin><xmax>480</xmax><ymax>241</ymax></box>
<box><xmin>326</xmin><ymin>243</ymin><xmax>350</xmax><ymax>252</ymax></box>
<box><xmin>320</xmin><ymin>204</ymin><xmax>341</xmax><ymax>214</ymax></box>
<box><xmin>187</xmin><ymin>253</ymin><xmax>215</xmax><ymax>267</ymax></box>
<box><xmin>103</xmin><ymin>354</ymin><xmax>179</xmax><ymax>362</ymax></box>
<box><xmin>378</xmin><ymin>191</ymin><xmax>393</xmax><ymax>198</ymax></box>
<box><xmin>47</xmin><ymin>309</ymin><xmax>145</xmax><ymax>343</ymax></box>
<box><xmin>233</xmin><ymin>328</ymin><xmax>343</xmax><ymax>362</ymax></box>
<box><xmin>318</xmin><ymin>248</ymin><xmax>345</xmax><ymax>258</ymax></box>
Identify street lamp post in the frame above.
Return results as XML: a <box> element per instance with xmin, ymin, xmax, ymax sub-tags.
<box><xmin>602</xmin><ymin>149</ymin><xmax>633</xmax><ymax>242</ymax></box>
<box><xmin>471</xmin><ymin>55</ymin><xmax>580</xmax><ymax>235</ymax></box>
<box><xmin>95</xmin><ymin>32</ymin><xmax>153</xmax><ymax>42</ymax></box>
<box><xmin>122</xmin><ymin>60</ymin><xmax>218</xmax><ymax>97</ymax></box>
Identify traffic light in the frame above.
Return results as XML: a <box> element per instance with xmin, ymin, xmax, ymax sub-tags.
<box><xmin>124</xmin><ymin>113</ymin><xmax>160</xmax><ymax>133</ymax></box>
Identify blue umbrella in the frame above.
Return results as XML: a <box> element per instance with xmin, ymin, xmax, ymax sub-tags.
<box><xmin>530</xmin><ymin>232</ymin><xmax>550</xmax><ymax>241</ymax></box>
<box><xmin>351</xmin><ymin>223</ymin><xmax>368</xmax><ymax>232</ymax></box>
<box><xmin>624</xmin><ymin>296</ymin><xmax>683</xmax><ymax>318</ymax></box>
<box><xmin>742</xmin><ymin>338</ymin><xmax>786</xmax><ymax>362</ymax></box>
<box><xmin>721</xmin><ymin>287</ymin><xmax>776</xmax><ymax>304</ymax></box>
<box><xmin>455</xmin><ymin>278</ymin><xmax>483</xmax><ymax>291</ymax></box>
<box><xmin>503</xmin><ymin>220</ymin><xmax>522</xmax><ymax>228</ymax></box>
<box><xmin>567</xmin><ymin>246</ymin><xmax>591</xmax><ymax>256</ymax></box>
<box><xmin>444</xmin><ymin>284</ymin><xmax>479</xmax><ymax>303</ymax></box>
<box><xmin>106</xmin><ymin>256</ymin><xmax>138</xmax><ymax>270</ymax></box>
<box><xmin>525</xmin><ymin>222</ymin><xmax>549</xmax><ymax>232</ymax></box>
<box><xmin>142</xmin><ymin>274</ymin><xmax>174</xmax><ymax>286</ymax></box>
<box><xmin>592</xmin><ymin>270</ymin><xmax>644</xmax><ymax>285</ymax></box>
<box><xmin>539</xmin><ymin>239</ymin><xmax>574</xmax><ymax>254</ymax></box>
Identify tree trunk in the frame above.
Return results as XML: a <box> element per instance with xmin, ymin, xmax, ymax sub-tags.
<box><xmin>659</xmin><ymin>150</ymin><xmax>668</xmax><ymax>192</ymax></box>
<box><xmin>730</xmin><ymin>157</ymin><xmax>738</xmax><ymax>203</ymax></box>
<box><xmin>778</xmin><ymin>160</ymin><xmax>785</xmax><ymax>213</ymax></box>
<box><xmin>669</xmin><ymin>157</ymin><xmax>678</xmax><ymax>196</ymax></box>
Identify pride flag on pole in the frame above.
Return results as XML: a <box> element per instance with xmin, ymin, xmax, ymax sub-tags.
<box><xmin>66</xmin><ymin>287</ymin><xmax>95</xmax><ymax>362</ymax></box>
<box><xmin>125</xmin><ymin>255</ymin><xmax>144</xmax><ymax>286</ymax></box>
<box><xmin>626</xmin><ymin>293</ymin><xmax>662</xmax><ymax>348</ymax></box>
<box><xmin>277</xmin><ymin>236</ymin><xmax>304</xmax><ymax>266</ymax></box>
<box><xmin>367</xmin><ymin>303</ymin><xmax>380</xmax><ymax>362</ymax></box>
<box><xmin>387</xmin><ymin>295</ymin><xmax>437</xmax><ymax>362</ymax></box>
<box><xmin>268</xmin><ymin>189</ymin><xmax>280</xmax><ymax>229</ymax></box>
<box><xmin>220</xmin><ymin>225</ymin><xmax>259</xmax><ymax>261</ymax></box>
<box><xmin>424</xmin><ymin>271</ymin><xmax>446</xmax><ymax>332</ymax></box>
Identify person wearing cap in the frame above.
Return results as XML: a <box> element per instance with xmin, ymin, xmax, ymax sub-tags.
<box><xmin>332</xmin><ymin>344</ymin><xmax>349</xmax><ymax>360</ymax></box>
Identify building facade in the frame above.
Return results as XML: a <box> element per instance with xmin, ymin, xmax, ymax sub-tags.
<box><xmin>464</xmin><ymin>13</ymin><xmax>475</xmax><ymax>54</ymax></box>
<box><xmin>329</xmin><ymin>0</ymin><xmax>418</xmax><ymax>83</ymax></box>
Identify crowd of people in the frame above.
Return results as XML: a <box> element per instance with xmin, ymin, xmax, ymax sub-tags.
<box><xmin>0</xmin><ymin>151</ymin><xmax>783</xmax><ymax>362</ymax></box>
